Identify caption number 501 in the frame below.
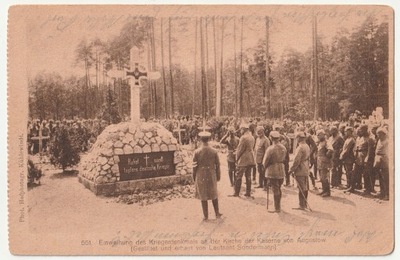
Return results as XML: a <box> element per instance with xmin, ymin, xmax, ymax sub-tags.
<box><xmin>81</xmin><ymin>240</ymin><xmax>92</xmax><ymax>246</ymax></box>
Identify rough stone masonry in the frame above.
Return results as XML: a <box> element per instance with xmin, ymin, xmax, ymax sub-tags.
<box><xmin>79</xmin><ymin>122</ymin><xmax>192</xmax><ymax>185</ymax></box>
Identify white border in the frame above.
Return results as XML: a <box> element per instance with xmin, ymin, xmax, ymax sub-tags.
<box><xmin>1</xmin><ymin>0</ymin><xmax>398</xmax><ymax>259</ymax></box>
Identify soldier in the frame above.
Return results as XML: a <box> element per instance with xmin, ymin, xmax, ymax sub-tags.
<box><xmin>340</xmin><ymin>127</ymin><xmax>356</xmax><ymax>190</ymax></box>
<box><xmin>263</xmin><ymin>131</ymin><xmax>286</xmax><ymax>213</ymax></box>
<box><xmin>299</xmin><ymin>126</ymin><xmax>317</xmax><ymax>189</ymax></box>
<box><xmin>329</xmin><ymin>126</ymin><xmax>344</xmax><ymax>188</ymax></box>
<box><xmin>308</xmin><ymin>128</ymin><xmax>318</xmax><ymax>180</ymax></box>
<box><xmin>254</xmin><ymin>126</ymin><xmax>271</xmax><ymax>189</ymax></box>
<box><xmin>232</xmin><ymin>123</ymin><xmax>255</xmax><ymax>197</ymax></box>
<box><xmin>364</xmin><ymin>125</ymin><xmax>377</xmax><ymax>195</ymax></box>
<box><xmin>249</xmin><ymin>122</ymin><xmax>258</xmax><ymax>183</ymax></box>
<box><xmin>316</xmin><ymin>130</ymin><xmax>333</xmax><ymax>197</ymax></box>
<box><xmin>220</xmin><ymin>126</ymin><xmax>240</xmax><ymax>187</ymax></box>
<box><xmin>276</xmin><ymin>126</ymin><xmax>291</xmax><ymax>186</ymax></box>
<box><xmin>374</xmin><ymin>127</ymin><xmax>389</xmax><ymax>200</ymax></box>
<box><xmin>192</xmin><ymin>130</ymin><xmax>222</xmax><ymax>221</ymax></box>
<box><xmin>289</xmin><ymin>131</ymin><xmax>311</xmax><ymax>210</ymax></box>
<box><xmin>353</xmin><ymin>124</ymin><xmax>375</xmax><ymax>194</ymax></box>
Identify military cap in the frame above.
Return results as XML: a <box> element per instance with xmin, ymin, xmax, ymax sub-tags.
<box><xmin>316</xmin><ymin>129</ymin><xmax>326</xmax><ymax>136</ymax></box>
<box><xmin>198</xmin><ymin>131</ymin><xmax>211</xmax><ymax>137</ymax></box>
<box><xmin>228</xmin><ymin>126</ymin><xmax>235</xmax><ymax>133</ymax></box>
<box><xmin>296</xmin><ymin>131</ymin><xmax>306</xmax><ymax>138</ymax></box>
<box><xmin>377</xmin><ymin>127</ymin><xmax>388</xmax><ymax>135</ymax></box>
<box><xmin>297</xmin><ymin>126</ymin><xmax>306</xmax><ymax>132</ymax></box>
<box><xmin>270</xmin><ymin>131</ymin><xmax>280</xmax><ymax>139</ymax></box>
<box><xmin>359</xmin><ymin>124</ymin><xmax>368</xmax><ymax>130</ymax></box>
<box><xmin>240</xmin><ymin>123</ymin><xmax>250</xmax><ymax>129</ymax></box>
<box><xmin>330</xmin><ymin>125</ymin><xmax>338</xmax><ymax>131</ymax></box>
<box><xmin>256</xmin><ymin>126</ymin><xmax>264</xmax><ymax>132</ymax></box>
<box><xmin>345</xmin><ymin>126</ymin><xmax>353</xmax><ymax>132</ymax></box>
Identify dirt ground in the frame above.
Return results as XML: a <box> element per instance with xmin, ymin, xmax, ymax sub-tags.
<box><xmin>27</xmin><ymin>153</ymin><xmax>393</xmax><ymax>255</ymax></box>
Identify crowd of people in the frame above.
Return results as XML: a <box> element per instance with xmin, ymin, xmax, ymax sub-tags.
<box><xmin>192</xmin><ymin>108</ymin><xmax>389</xmax><ymax>219</ymax></box>
<box><xmin>27</xmin><ymin>108</ymin><xmax>390</xmax><ymax>219</ymax></box>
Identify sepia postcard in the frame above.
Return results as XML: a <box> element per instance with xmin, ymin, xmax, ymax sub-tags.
<box><xmin>8</xmin><ymin>4</ymin><xmax>394</xmax><ymax>255</ymax></box>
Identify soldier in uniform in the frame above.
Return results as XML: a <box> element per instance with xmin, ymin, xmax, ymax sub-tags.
<box><xmin>329</xmin><ymin>126</ymin><xmax>344</xmax><ymax>188</ymax></box>
<box><xmin>316</xmin><ymin>130</ymin><xmax>333</xmax><ymax>197</ymax></box>
<box><xmin>353</xmin><ymin>124</ymin><xmax>375</xmax><ymax>194</ymax></box>
<box><xmin>275</xmin><ymin>125</ymin><xmax>291</xmax><ymax>186</ymax></box>
<box><xmin>220</xmin><ymin>126</ymin><xmax>240</xmax><ymax>187</ymax></box>
<box><xmin>249</xmin><ymin>122</ymin><xmax>258</xmax><ymax>183</ymax></box>
<box><xmin>374</xmin><ymin>127</ymin><xmax>389</xmax><ymax>200</ymax></box>
<box><xmin>340</xmin><ymin>127</ymin><xmax>356</xmax><ymax>190</ymax></box>
<box><xmin>254</xmin><ymin>126</ymin><xmax>271</xmax><ymax>189</ymax></box>
<box><xmin>192</xmin><ymin>130</ymin><xmax>222</xmax><ymax>221</ymax></box>
<box><xmin>289</xmin><ymin>131</ymin><xmax>311</xmax><ymax>210</ymax></box>
<box><xmin>232</xmin><ymin>123</ymin><xmax>255</xmax><ymax>197</ymax></box>
<box><xmin>263</xmin><ymin>131</ymin><xmax>286</xmax><ymax>213</ymax></box>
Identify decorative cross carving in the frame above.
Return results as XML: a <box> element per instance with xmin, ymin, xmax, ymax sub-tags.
<box><xmin>144</xmin><ymin>155</ymin><xmax>150</xmax><ymax>167</ymax></box>
<box><xmin>126</xmin><ymin>63</ymin><xmax>148</xmax><ymax>86</ymax></box>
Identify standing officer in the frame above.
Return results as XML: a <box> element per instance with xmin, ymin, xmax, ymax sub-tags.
<box><xmin>220</xmin><ymin>126</ymin><xmax>240</xmax><ymax>187</ymax></box>
<box><xmin>374</xmin><ymin>127</ymin><xmax>389</xmax><ymax>200</ymax></box>
<box><xmin>275</xmin><ymin>125</ymin><xmax>291</xmax><ymax>186</ymax></box>
<box><xmin>254</xmin><ymin>126</ymin><xmax>270</xmax><ymax>189</ymax></box>
<box><xmin>329</xmin><ymin>126</ymin><xmax>344</xmax><ymax>188</ymax></box>
<box><xmin>289</xmin><ymin>131</ymin><xmax>311</xmax><ymax>210</ymax></box>
<box><xmin>316</xmin><ymin>130</ymin><xmax>333</xmax><ymax>197</ymax></box>
<box><xmin>233</xmin><ymin>123</ymin><xmax>255</xmax><ymax>197</ymax></box>
<box><xmin>263</xmin><ymin>131</ymin><xmax>287</xmax><ymax>213</ymax></box>
<box><xmin>354</xmin><ymin>124</ymin><xmax>375</xmax><ymax>194</ymax></box>
<box><xmin>192</xmin><ymin>130</ymin><xmax>222</xmax><ymax>221</ymax></box>
<box><xmin>340</xmin><ymin>127</ymin><xmax>356</xmax><ymax>190</ymax></box>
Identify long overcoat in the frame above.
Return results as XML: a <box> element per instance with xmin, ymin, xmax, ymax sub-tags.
<box><xmin>192</xmin><ymin>145</ymin><xmax>221</xmax><ymax>201</ymax></box>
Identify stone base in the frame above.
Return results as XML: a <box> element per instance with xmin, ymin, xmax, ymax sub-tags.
<box><xmin>78</xmin><ymin>175</ymin><xmax>193</xmax><ymax>196</ymax></box>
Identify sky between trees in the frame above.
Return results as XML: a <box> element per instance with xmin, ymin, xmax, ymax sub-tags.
<box><xmin>25</xmin><ymin>5</ymin><xmax>390</xmax><ymax>79</ymax></box>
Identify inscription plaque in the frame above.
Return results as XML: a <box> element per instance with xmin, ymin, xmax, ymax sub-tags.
<box><xmin>118</xmin><ymin>151</ymin><xmax>175</xmax><ymax>181</ymax></box>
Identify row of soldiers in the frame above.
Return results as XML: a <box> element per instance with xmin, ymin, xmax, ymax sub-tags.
<box><xmin>220</xmin><ymin>120</ymin><xmax>390</xmax><ymax>213</ymax></box>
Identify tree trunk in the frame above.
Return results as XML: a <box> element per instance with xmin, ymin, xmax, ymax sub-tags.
<box><xmin>239</xmin><ymin>16</ymin><xmax>244</xmax><ymax>118</ymax></box>
<box><xmin>312</xmin><ymin>15</ymin><xmax>319</xmax><ymax>121</ymax></box>
<box><xmin>168</xmin><ymin>17</ymin><xmax>174</xmax><ymax>117</ymax></box>
<box><xmin>265</xmin><ymin>16</ymin><xmax>271</xmax><ymax>117</ymax></box>
<box><xmin>151</xmin><ymin>17</ymin><xmax>157</xmax><ymax>118</ymax></box>
<box><xmin>200</xmin><ymin>18</ymin><xmax>207</xmax><ymax>118</ymax></box>
<box><xmin>160</xmin><ymin>18</ymin><xmax>168</xmax><ymax>119</ymax></box>
<box><xmin>219</xmin><ymin>18</ymin><xmax>225</xmax><ymax>116</ymax></box>
<box><xmin>84</xmin><ymin>57</ymin><xmax>88</xmax><ymax>119</ymax></box>
<box><xmin>147</xmin><ymin>29</ymin><xmax>153</xmax><ymax>118</ymax></box>
<box><xmin>233</xmin><ymin>18</ymin><xmax>238</xmax><ymax>116</ymax></box>
<box><xmin>214</xmin><ymin>18</ymin><xmax>221</xmax><ymax>117</ymax></box>
<box><xmin>205</xmin><ymin>17</ymin><xmax>210</xmax><ymax>116</ymax></box>
<box><xmin>213</xmin><ymin>17</ymin><xmax>218</xmax><ymax>117</ymax></box>
<box><xmin>193</xmin><ymin>18</ymin><xmax>198</xmax><ymax>116</ymax></box>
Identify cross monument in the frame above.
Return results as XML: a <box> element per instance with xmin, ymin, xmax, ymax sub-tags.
<box><xmin>107</xmin><ymin>46</ymin><xmax>160</xmax><ymax>124</ymax></box>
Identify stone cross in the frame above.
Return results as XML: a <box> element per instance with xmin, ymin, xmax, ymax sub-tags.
<box><xmin>198</xmin><ymin>119</ymin><xmax>211</xmax><ymax>133</ymax></box>
<box><xmin>107</xmin><ymin>46</ymin><xmax>160</xmax><ymax>124</ymax></box>
<box><xmin>173</xmin><ymin>121</ymin><xmax>185</xmax><ymax>144</ymax></box>
<box><xmin>128</xmin><ymin>47</ymin><xmax>147</xmax><ymax>124</ymax></box>
<box><xmin>31</xmin><ymin>124</ymin><xmax>50</xmax><ymax>154</ymax></box>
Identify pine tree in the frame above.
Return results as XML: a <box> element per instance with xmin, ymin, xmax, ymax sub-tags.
<box><xmin>49</xmin><ymin>127</ymin><xmax>80</xmax><ymax>172</ymax></box>
<box><xmin>98</xmin><ymin>88</ymin><xmax>122</xmax><ymax>124</ymax></box>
